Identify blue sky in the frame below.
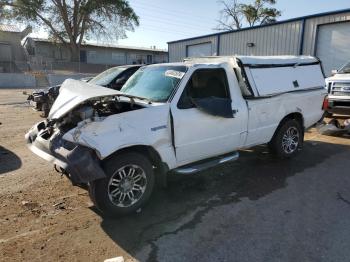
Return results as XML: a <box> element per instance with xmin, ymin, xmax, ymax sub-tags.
<box><xmin>32</xmin><ymin>0</ymin><xmax>350</xmax><ymax>50</ymax></box>
<box><xmin>116</xmin><ymin>0</ymin><xmax>350</xmax><ymax>49</ymax></box>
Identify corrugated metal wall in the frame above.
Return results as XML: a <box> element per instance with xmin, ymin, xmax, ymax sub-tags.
<box><xmin>168</xmin><ymin>35</ymin><xmax>218</xmax><ymax>62</ymax></box>
<box><xmin>168</xmin><ymin>10</ymin><xmax>350</xmax><ymax>62</ymax></box>
<box><xmin>219</xmin><ymin>20</ymin><xmax>302</xmax><ymax>56</ymax></box>
<box><xmin>302</xmin><ymin>11</ymin><xmax>350</xmax><ymax>55</ymax></box>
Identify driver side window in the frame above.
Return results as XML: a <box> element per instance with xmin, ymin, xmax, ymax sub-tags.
<box><xmin>178</xmin><ymin>68</ymin><xmax>230</xmax><ymax>109</ymax></box>
<box><xmin>115</xmin><ymin>68</ymin><xmax>137</xmax><ymax>84</ymax></box>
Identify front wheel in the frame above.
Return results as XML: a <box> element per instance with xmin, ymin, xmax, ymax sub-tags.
<box><xmin>269</xmin><ymin>119</ymin><xmax>303</xmax><ymax>159</ymax></box>
<box><xmin>89</xmin><ymin>152</ymin><xmax>155</xmax><ymax>217</ymax></box>
<box><xmin>41</xmin><ymin>103</ymin><xmax>50</xmax><ymax>118</ymax></box>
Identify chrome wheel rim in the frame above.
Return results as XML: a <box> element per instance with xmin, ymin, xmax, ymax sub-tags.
<box><xmin>282</xmin><ymin>127</ymin><xmax>299</xmax><ymax>154</ymax></box>
<box><xmin>108</xmin><ymin>164</ymin><xmax>147</xmax><ymax>207</ymax></box>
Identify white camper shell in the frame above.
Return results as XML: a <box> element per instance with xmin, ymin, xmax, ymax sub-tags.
<box><xmin>185</xmin><ymin>56</ymin><xmax>325</xmax><ymax>97</ymax></box>
<box><xmin>26</xmin><ymin>56</ymin><xmax>327</xmax><ymax>217</ymax></box>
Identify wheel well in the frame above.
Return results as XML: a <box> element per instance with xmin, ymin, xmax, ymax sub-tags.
<box><xmin>105</xmin><ymin>145</ymin><xmax>161</xmax><ymax>166</ymax></box>
<box><xmin>282</xmin><ymin>112</ymin><xmax>304</xmax><ymax>129</ymax></box>
<box><xmin>270</xmin><ymin>112</ymin><xmax>304</xmax><ymax>142</ymax></box>
<box><xmin>104</xmin><ymin>145</ymin><xmax>169</xmax><ymax>187</ymax></box>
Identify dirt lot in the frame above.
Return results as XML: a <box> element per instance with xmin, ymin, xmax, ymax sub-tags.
<box><xmin>1</xmin><ymin>89</ymin><xmax>350</xmax><ymax>262</ymax></box>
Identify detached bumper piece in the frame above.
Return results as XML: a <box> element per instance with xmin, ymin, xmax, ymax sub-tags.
<box><xmin>25</xmin><ymin>121</ymin><xmax>106</xmax><ymax>185</ymax></box>
<box><xmin>316</xmin><ymin>118</ymin><xmax>350</xmax><ymax>136</ymax></box>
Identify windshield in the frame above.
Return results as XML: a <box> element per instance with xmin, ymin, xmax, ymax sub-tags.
<box><xmin>338</xmin><ymin>62</ymin><xmax>350</xmax><ymax>74</ymax></box>
<box><xmin>89</xmin><ymin>67</ymin><xmax>126</xmax><ymax>86</ymax></box>
<box><xmin>121</xmin><ymin>65</ymin><xmax>187</xmax><ymax>102</ymax></box>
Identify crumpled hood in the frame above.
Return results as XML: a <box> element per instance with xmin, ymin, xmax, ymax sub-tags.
<box><xmin>48</xmin><ymin>79</ymin><xmax>120</xmax><ymax>120</ymax></box>
<box><xmin>326</xmin><ymin>73</ymin><xmax>350</xmax><ymax>82</ymax></box>
<box><xmin>62</xmin><ymin>103</ymin><xmax>171</xmax><ymax>159</ymax></box>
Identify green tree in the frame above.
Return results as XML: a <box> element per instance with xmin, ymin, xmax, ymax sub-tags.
<box><xmin>0</xmin><ymin>0</ymin><xmax>139</xmax><ymax>61</ymax></box>
<box><xmin>215</xmin><ymin>0</ymin><xmax>281</xmax><ymax>31</ymax></box>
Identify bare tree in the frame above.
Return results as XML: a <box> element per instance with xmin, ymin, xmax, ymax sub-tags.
<box><xmin>0</xmin><ymin>0</ymin><xmax>139</xmax><ymax>62</ymax></box>
<box><xmin>215</xmin><ymin>0</ymin><xmax>243</xmax><ymax>31</ymax></box>
<box><xmin>215</xmin><ymin>0</ymin><xmax>281</xmax><ymax>31</ymax></box>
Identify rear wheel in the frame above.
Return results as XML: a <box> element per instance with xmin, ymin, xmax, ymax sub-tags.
<box><xmin>269</xmin><ymin>119</ymin><xmax>303</xmax><ymax>159</ymax></box>
<box><xmin>89</xmin><ymin>152</ymin><xmax>155</xmax><ymax>217</ymax></box>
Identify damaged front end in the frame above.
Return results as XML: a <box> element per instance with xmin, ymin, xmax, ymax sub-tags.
<box><xmin>27</xmin><ymin>85</ymin><xmax>60</xmax><ymax>117</ymax></box>
<box><xmin>25</xmin><ymin>121</ymin><xmax>105</xmax><ymax>184</ymax></box>
<box><xmin>27</xmin><ymin>89</ymin><xmax>47</xmax><ymax>110</ymax></box>
<box><xmin>25</xmin><ymin>79</ymin><xmax>147</xmax><ymax>185</ymax></box>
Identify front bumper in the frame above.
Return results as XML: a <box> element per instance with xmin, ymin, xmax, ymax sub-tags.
<box><xmin>25</xmin><ymin>122</ymin><xmax>106</xmax><ymax>185</ymax></box>
<box><xmin>327</xmin><ymin>97</ymin><xmax>350</xmax><ymax>115</ymax></box>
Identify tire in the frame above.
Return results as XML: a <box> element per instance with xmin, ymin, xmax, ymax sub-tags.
<box><xmin>41</xmin><ymin>103</ymin><xmax>50</xmax><ymax>118</ymax></box>
<box><xmin>269</xmin><ymin>119</ymin><xmax>303</xmax><ymax>159</ymax></box>
<box><xmin>36</xmin><ymin>102</ymin><xmax>42</xmax><ymax>111</ymax></box>
<box><xmin>89</xmin><ymin>152</ymin><xmax>155</xmax><ymax>217</ymax></box>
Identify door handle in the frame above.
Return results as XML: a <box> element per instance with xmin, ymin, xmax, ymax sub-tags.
<box><xmin>232</xmin><ymin>109</ymin><xmax>238</xmax><ymax>117</ymax></box>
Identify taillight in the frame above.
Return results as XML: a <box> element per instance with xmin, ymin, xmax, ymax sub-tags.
<box><xmin>322</xmin><ymin>96</ymin><xmax>329</xmax><ymax>110</ymax></box>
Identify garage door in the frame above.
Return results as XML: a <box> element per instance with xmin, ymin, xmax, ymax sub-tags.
<box><xmin>187</xmin><ymin>42</ymin><xmax>212</xmax><ymax>57</ymax></box>
<box><xmin>316</xmin><ymin>22</ymin><xmax>350</xmax><ymax>76</ymax></box>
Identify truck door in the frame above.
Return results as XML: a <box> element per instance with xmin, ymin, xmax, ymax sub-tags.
<box><xmin>170</xmin><ymin>67</ymin><xmax>248</xmax><ymax>165</ymax></box>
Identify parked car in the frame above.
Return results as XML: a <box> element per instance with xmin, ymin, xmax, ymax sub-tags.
<box><xmin>26</xmin><ymin>56</ymin><xmax>326</xmax><ymax>217</ymax></box>
<box><xmin>323</xmin><ymin>62</ymin><xmax>350</xmax><ymax>116</ymax></box>
<box><xmin>27</xmin><ymin>65</ymin><xmax>141</xmax><ymax>117</ymax></box>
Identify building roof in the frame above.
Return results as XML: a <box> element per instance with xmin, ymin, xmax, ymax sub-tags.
<box><xmin>30</xmin><ymin>37</ymin><xmax>168</xmax><ymax>53</ymax></box>
<box><xmin>0</xmin><ymin>24</ymin><xmax>21</xmax><ymax>33</ymax></box>
<box><xmin>168</xmin><ymin>8</ymin><xmax>350</xmax><ymax>44</ymax></box>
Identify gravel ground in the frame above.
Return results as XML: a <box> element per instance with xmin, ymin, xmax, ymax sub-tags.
<box><xmin>1</xmin><ymin>89</ymin><xmax>350</xmax><ymax>262</ymax></box>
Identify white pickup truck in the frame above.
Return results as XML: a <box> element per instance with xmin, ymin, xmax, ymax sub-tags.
<box><xmin>324</xmin><ymin>61</ymin><xmax>350</xmax><ymax>116</ymax></box>
<box><xmin>26</xmin><ymin>56</ymin><xmax>326</xmax><ymax>217</ymax></box>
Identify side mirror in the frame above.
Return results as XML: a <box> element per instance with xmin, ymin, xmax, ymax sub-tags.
<box><xmin>331</xmin><ymin>69</ymin><xmax>338</xmax><ymax>76</ymax></box>
<box><xmin>192</xmin><ymin>97</ymin><xmax>233</xmax><ymax>118</ymax></box>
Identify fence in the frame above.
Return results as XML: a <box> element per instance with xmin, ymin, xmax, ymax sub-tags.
<box><xmin>0</xmin><ymin>72</ymin><xmax>36</xmax><ymax>88</ymax></box>
<box><xmin>0</xmin><ymin>60</ymin><xmax>119</xmax><ymax>74</ymax></box>
<box><xmin>29</xmin><ymin>60</ymin><xmax>117</xmax><ymax>74</ymax></box>
<box><xmin>0</xmin><ymin>60</ymin><xmax>99</xmax><ymax>88</ymax></box>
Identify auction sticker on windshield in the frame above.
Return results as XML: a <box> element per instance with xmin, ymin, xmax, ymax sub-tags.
<box><xmin>165</xmin><ymin>70</ymin><xmax>185</xmax><ymax>79</ymax></box>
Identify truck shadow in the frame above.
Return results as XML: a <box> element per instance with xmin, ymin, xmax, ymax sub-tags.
<box><xmin>96</xmin><ymin>140</ymin><xmax>349</xmax><ymax>260</ymax></box>
<box><xmin>0</xmin><ymin>146</ymin><xmax>22</xmax><ymax>175</ymax></box>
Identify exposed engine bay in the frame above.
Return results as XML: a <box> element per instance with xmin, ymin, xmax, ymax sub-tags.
<box><xmin>48</xmin><ymin>96</ymin><xmax>146</xmax><ymax>133</ymax></box>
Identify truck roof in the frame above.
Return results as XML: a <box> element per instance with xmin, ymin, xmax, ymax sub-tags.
<box><xmin>237</xmin><ymin>55</ymin><xmax>318</xmax><ymax>66</ymax></box>
<box><xmin>184</xmin><ymin>55</ymin><xmax>319</xmax><ymax>66</ymax></box>
<box><xmin>148</xmin><ymin>56</ymin><xmax>319</xmax><ymax>69</ymax></box>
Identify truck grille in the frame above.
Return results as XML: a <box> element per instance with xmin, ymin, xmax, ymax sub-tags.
<box><xmin>333</xmin><ymin>91</ymin><xmax>350</xmax><ymax>96</ymax></box>
<box><xmin>330</xmin><ymin>82</ymin><xmax>350</xmax><ymax>96</ymax></box>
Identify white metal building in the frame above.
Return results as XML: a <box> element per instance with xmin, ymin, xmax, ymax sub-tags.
<box><xmin>168</xmin><ymin>9</ymin><xmax>350</xmax><ymax>76</ymax></box>
<box><xmin>24</xmin><ymin>37</ymin><xmax>168</xmax><ymax>65</ymax></box>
